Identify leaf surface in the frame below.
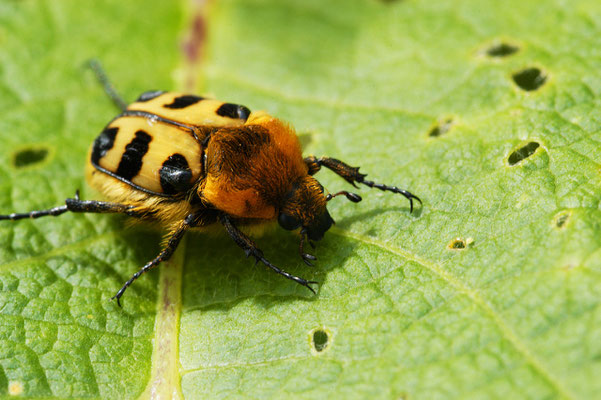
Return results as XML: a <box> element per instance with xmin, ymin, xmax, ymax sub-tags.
<box><xmin>1</xmin><ymin>0</ymin><xmax>600</xmax><ymax>399</ymax></box>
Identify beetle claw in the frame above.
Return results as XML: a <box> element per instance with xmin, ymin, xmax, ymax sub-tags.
<box><xmin>302</xmin><ymin>252</ymin><xmax>317</xmax><ymax>266</ymax></box>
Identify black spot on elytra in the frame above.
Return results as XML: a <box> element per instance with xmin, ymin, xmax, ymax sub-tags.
<box><xmin>13</xmin><ymin>147</ymin><xmax>49</xmax><ymax>168</ymax></box>
<box><xmin>508</xmin><ymin>142</ymin><xmax>540</xmax><ymax>165</ymax></box>
<box><xmin>512</xmin><ymin>68</ymin><xmax>547</xmax><ymax>91</ymax></box>
<box><xmin>160</xmin><ymin>153</ymin><xmax>193</xmax><ymax>194</ymax></box>
<box><xmin>116</xmin><ymin>130</ymin><xmax>152</xmax><ymax>180</ymax></box>
<box><xmin>486</xmin><ymin>43</ymin><xmax>519</xmax><ymax>57</ymax></box>
<box><xmin>216</xmin><ymin>103</ymin><xmax>251</xmax><ymax>120</ymax></box>
<box><xmin>91</xmin><ymin>127</ymin><xmax>118</xmax><ymax>164</ymax></box>
<box><xmin>163</xmin><ymin>95</ymin><xmax>204</xmax><ymax>109</ymax></box>
<box><xmin>136</xmin><ymin>90</ymin><xmax>165</xmax><ymax>102</ymax></box>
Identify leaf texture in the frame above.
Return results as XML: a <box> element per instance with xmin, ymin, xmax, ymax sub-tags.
<box><xmin>1</xmin><ymin>0</ymin><xmax>600</xmax><ymax>399</ymax></box>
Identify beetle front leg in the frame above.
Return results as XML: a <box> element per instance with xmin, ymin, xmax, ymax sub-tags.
<box><xmin>219</xmin><ymin>213</ymin><xmax>318</xmax><ymax>293</ymax></box>
<box><xmin>304</xmin><ymin>156</ymin><xmax>422</xmax><ymax>212</ymax></box>
<box><xmin>299</xmin><ymin>229</ymin><xmax>317</xmax><ymax>266</ymax></box>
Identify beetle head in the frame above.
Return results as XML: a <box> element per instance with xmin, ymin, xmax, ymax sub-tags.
<box><xmin>278</xmin><ymin>176</ymin><xmax>334</xmax><ymax>241</ymax></box>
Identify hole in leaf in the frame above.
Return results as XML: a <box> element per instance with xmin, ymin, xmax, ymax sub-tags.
<box><xmin>12</xmin><ymin>146</ymin><xmax>50</xmax><ymax>168</ymax></box>
<box><xmin>508</xmin><ymin>142</ymin><xmax>540</xmax><ymax>165</ymax></box>
<box><xmin>313</xmin><ymin>329</ymin><xmax>328</xmax><ymax>352</ymax></box>
<box><xmin>451</xmin><ymin>239</ymin><xmax>465</xmax><ymax>249</ymax></box>
<box><xmin>556</xmin><ymin>215</ymin><xmax>568</xmax><ymax>228</ymax></box>
<box><xmin>429</xmin><ymin>118</ymin><xmax>454</xmax><ymax>137</ymax></box>
<box><xmin>512</xmin><ymin>67</ymin><xmax>547</xmax><ymax>91</ymax></box>
<box><xmin>447</xmin><ymin>237</ymin><xmax>473</xmax><ymax>250</ymax></box>
<box><xmin>554</xmin><ymin>211</ymin><xmax>570</xmax><ymax>228</ymax></box>
<box><xmin>486</xmin><ymin>43</ymin><xmax>519</xmax><ymax>57</ymax></box>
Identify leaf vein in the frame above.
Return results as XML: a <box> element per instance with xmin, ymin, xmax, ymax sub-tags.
<box><xmin>330</xmin><ymin>227</ymin><xmax>577</xmax><ymax>400</ymax></box>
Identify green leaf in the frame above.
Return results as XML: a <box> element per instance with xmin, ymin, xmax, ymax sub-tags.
<box><xmin>0</xmin><ymin>1</ymin><xmax>182</xmax><ymax>398</ymax></box>
<box><xmin>1</xmin><ymin>0</ymin><xmax>600</xmax><ymax>398</ymax></box>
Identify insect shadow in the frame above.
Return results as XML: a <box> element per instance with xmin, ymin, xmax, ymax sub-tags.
<box><xmin>333</xmin><ymin>204</ymin><xmax>422</xmax><ymax>228</ymax></box>
<box><xmin>178</xmin><ymin>205</ymin><xmax>417</xmax><ymax>312</ymax></box>
<box><xmin>179</xmin><ymin>227</ymin><xmax>358</xmax><ymax>311</ymax></box>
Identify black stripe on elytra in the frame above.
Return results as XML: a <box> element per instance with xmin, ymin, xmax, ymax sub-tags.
<box><xmin>160</xmin><ymin>153</ymin><xmax>193</xmax><ymax>195</ymax></box>
<box><xmin>91</xmin><ymin>127</ymin><xmax>119</xmax><ymax>164</ymax></box>
<box><xmin>115</xmin><ymin>130</ymin><xmax>152</xmax><ymax>180</ymax></box>
<box><xmin>136</xmin><ymin>90</ymin><xmax>165</xmax><ymax>102</ymax></box>
<box><xmin>216</xmin><ymin>103</ymin><xmax>251</xmax><ymax>120</ymax></box>
<box><xmin>163</xmin><ymin>95</ymin><xmax>204</xmax><ymax>109</ymax></box>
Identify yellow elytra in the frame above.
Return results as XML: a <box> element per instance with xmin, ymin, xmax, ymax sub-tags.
<box><xmin>87</xmin><ymin>90</ymin><xmax>309</xmax><ymax>225</ymax></box>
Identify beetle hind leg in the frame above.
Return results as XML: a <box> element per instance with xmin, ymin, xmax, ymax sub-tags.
<box><xmin>87</xmin><ymin>59</ymin><xmax>128</xmax><ymax>111</ymax></box>
<box><xmin>0</xmin><ymin>205</ymin><xmax>69</xmax><ymax>221</ymax></box>
<box><xmin>0</xmin><ymin>191</ymin><xmax>142</xmax><ymax>221</ymax></box>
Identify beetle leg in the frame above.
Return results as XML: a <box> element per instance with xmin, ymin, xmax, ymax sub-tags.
<box><xmin>0</xmin><ymin>205</ymin><xmax>69</xmax><ymax>221</ymax></box>
<box><xmin>65</xmin><ymin>196</ymin><xmax>142</xmax><ymax>217</ymax></box>
<box><xmin>325</xmin><ymin>191</ymin><xmax>362</xmax><ymax>203</ymax></box>
<box><xmin>111</xmin><ymin>213</ymin><xmax>198</xmax><ymax>307</ymax></box>
<box><xmin>304</xmin><ymin>156</ymin><xmax>422</xmax><ymax>212</ymax></box>
<box><xmin>87</xmin><ymin>59</ymin><xmax>128</xmax><ymax>111</ymax></box>
<box><xmin>358</xmin><ymin>179</ymin><xmax>422</xmax><ymax>213</ymax></box>
<box><xmin>303</xmin><ymin>155</ymin><xmax>322</xmax><ymax>175</ymax></box>
<box><xmin>299</xmin><ymin>229</ymin><xmax>317</xmax><ymax>266</ymax></box>
<box><xmin>219</xmin><ymin>214</ymin><xmax>318</xmax><ymax>294</ymax></box>
<box><xmin>0</xmin><ymin>190</ymin><xmax>142</xmax><ymax>220</ymax></box>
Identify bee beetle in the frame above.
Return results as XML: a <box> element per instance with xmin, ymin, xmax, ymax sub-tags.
<box><xmin>0</xmin><ymin>61</ymin><xmax>421</xmax><ymax>306</ymax></box>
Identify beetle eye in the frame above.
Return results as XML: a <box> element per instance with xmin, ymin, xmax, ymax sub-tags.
<box><xmin>278</xmin><ymin>213</ymin><xmax>301</xmax><ymax>231</ymax></box>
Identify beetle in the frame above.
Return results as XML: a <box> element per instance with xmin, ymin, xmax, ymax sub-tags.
<box><xmin>0</xmin><ymin>61</ymin><xmax>421</xmax><ymax>306</ymax></box>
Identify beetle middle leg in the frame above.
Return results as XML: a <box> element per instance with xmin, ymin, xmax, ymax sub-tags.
<box><xmin>304</xmin><ymin>155</ymin><xmax>422</xmax><ymax>212</ymax></box>
<box><xmin>111</xmin><ymin>213</ymin><xmax>199</xmax><ymax>306</ymax></box>
<box><xmin>219</xmin><ymin>213</ymin><xmax>318</xmax><ymax>293</ymax></box>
